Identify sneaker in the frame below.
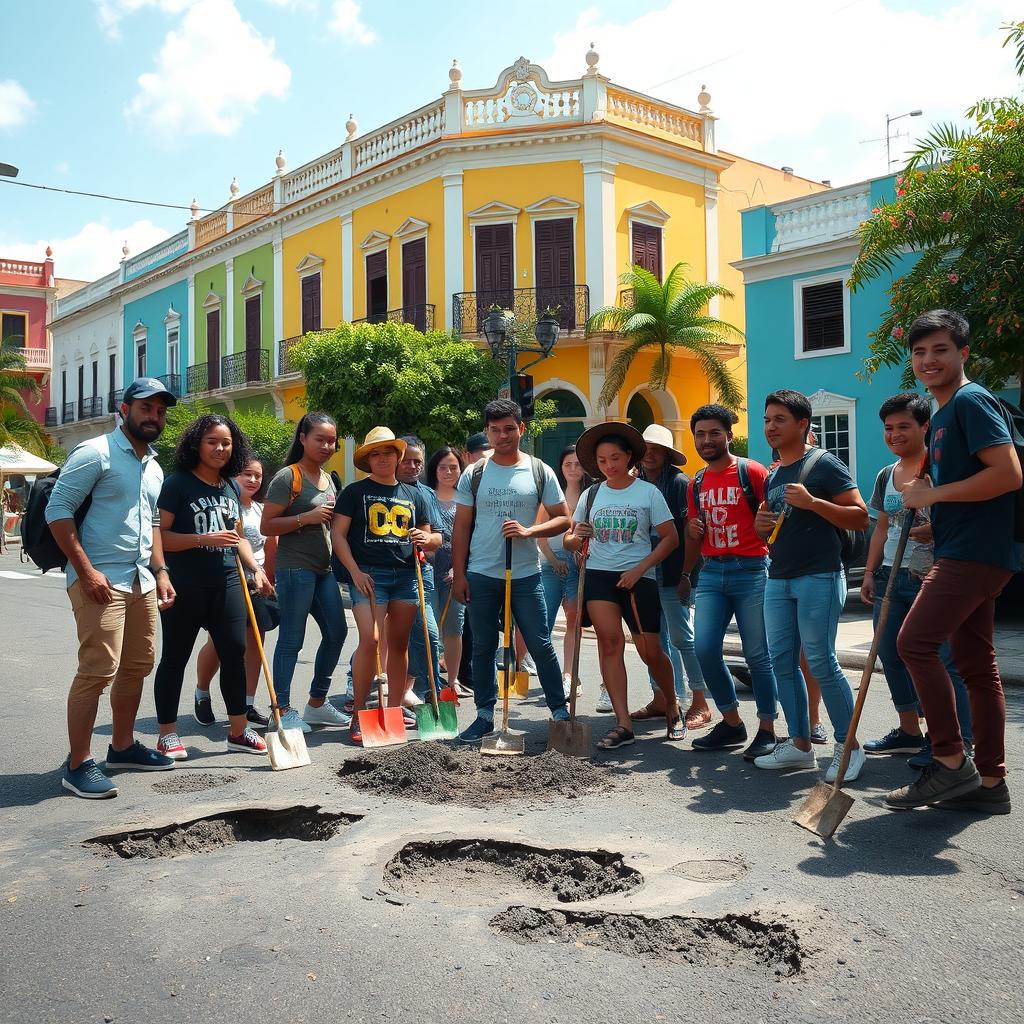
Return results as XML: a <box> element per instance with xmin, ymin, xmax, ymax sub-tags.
<box><xmin>521</xmin><ymin>654</ymin><xmax>538</xmax><ymax>676</ymax></box>
<box><xmin>269</xmin><ymin>708</ymin><xmax>312</xmax><ymax>734</ymax></box>
<box><xmin>753</xmin><ymin>739</ymin><xmax>816</xmax><ymax>771</ymax></box>
<box><xmin>459</xmin><ymin>716</ymin><xmax>495</xmax><ymax>744</ymax></box>
<box><xmin>193</xmin><ymin>695</ymin><xmax>215</xmax><ymax>727</ymax></box>
<box><xmin>693</xmin><ymin>720</ymin><xmax>748</xmax><ymax>751</ymax></box>
<box><xmin>934</xmin><ymin>779</ymin><xmax>1011</xmax><ymax>815</ymax></box>
<box><xmin>562</xmin><ymin>673</ymin><xmax>573</xmax><ymax>698</ymax></box>
<box><xmin>156</xmin><ymin>733</ymin><xmax>188</xmax><ymax>761</ymax></box>
<box><xmin>885</xmin><ymin>757</ymin><xmax>981</xmax><ymax>810</ymax></box>
<box><xmin>62</xmin><ymin>757</ymin><xmax>118</xmax><ymax>799</ymax></box>
<box><xmin>105</xmin><ymin>741</ymin><xmax>174</xmax><ymax>772</ymax></box>
<box><xmin>302</xmin><ymin>701</ymin><xmax>351</xmax><ymax>728</ymax></box>
<box><xmin>908</xmin><ymin>735</ymin><xmax>933</xmax><ymax>769</ymax></box>
<box><xmin>551</xmin><ymin>706</ymin><xmax>570</xmax><ymax>722</ymax></box>
<box><xmin>226</xmin><ymin>727</ymin><xmax>268</xmax><ymax>755</ymax></box>
<box><xmin>809</xmin><ymin>723</ymin><xmax>828</xmax><ymax>745</ymax></box>
<box><xmin>825</xmin><ymin>743</ymin><xmax>866</xmax><ymax>783</ymax></box>
<box><xmin>595</xmin><ymin>687</ymin><xmax>613</xmax><ymax>714</ymax></box>
<box><xmin>245</xmin><ymin>705</ymin><xmax>270</xmax><ymax>730</ymax></box>
<box><xmin>742</xmin><ymin>729</ymin><xmax>777</xmax><ymax>761</ymax></box>
<box><xmin>455</xmin><ymin>682</ymin><xmax>474</xmax><ymax>699</ymax></box>
<box><xmin>864</xmin><ymin>728</ymin><xmax>927</xmax><ymax>756</ymax></box>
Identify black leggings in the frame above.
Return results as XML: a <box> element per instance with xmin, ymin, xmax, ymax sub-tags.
<box><xmin>154</xmin><ymin>577</ymin><xmax>247</xmax><ymax>725</ymax></box>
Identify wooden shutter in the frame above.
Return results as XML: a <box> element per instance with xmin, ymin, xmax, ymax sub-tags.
<box><xmin>801</xmin><ymin>281</ymin><xmax>845</xmax><ymax>352</ymax></box>
<box><xmin>535</xmin><ymin>218</ymin><xmax>575</xmax><ymax>329</ymax></box>
<box><xmin>401</xmin><ymin>239</ymin><xmax>426</xmax><ymax>331</ymax></box>
<box><xmin>631</xmin><ymin>223</ymin><xmax>662</xmax><ymax>280</ymax></box>
<box><xmin>244</xmin><ymin>296</ymin><xmax>261</xmax><ymax>381</ymax></box>
<box><xmin>301</xmin><ymin>273</ymin><xmax>321</xmax><ymax>333</ymax></box>
<box><xmin>207</xmin><ymin>310</ymin><xmax>220</xmax><ymax>389</ymax></box>
<box><xmin>365</xmin><ymin>251</ymin><xmax>388</xmax><ymax>319</ymax></box>
<box><xmin>475</xmin><ymin>223</ymin><xmax>513</xmax><ymax>294</ymax></box>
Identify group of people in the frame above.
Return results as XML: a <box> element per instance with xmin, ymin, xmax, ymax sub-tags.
<box><xmin>48</xmin><ymin>308</ymin><xmax>1019</xmax><ymax>818</ymax></box>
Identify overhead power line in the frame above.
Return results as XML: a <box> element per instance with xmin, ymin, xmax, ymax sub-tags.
<box><xmin>0</xmin><ymin>178</ymin><xmax>211</xmax><ymax>213</ymax></box>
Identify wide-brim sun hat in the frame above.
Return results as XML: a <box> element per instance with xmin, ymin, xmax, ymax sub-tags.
<box><xmin>354</xmin><ymin>427</ymin><xmax>407</xmax><ymax>473</ymax></box>
<box><xmin>575</xmin><ymin>421</ymin><xmax>647</xmax><ymax>479</ymax></box>
<box><xmin>641</xmin><ymin>423</ymin><xmax>687</xmax><ymax>467</ymax></box>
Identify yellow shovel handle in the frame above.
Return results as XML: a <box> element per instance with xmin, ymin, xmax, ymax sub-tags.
<box><xmin>767</xmin><ymin>507</ymin><xmax>786</xmax><ymax>545</ymax></box>
<box><xmin>234</xmin><ymin>552</ymin><xmax>282</xmax><ymax>730</ymax></box>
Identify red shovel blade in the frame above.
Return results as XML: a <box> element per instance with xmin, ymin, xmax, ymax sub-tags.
<box><xmin>438</xmin><ymin>686</ymin><xmax>460</xmax><ymax>706</ymax></box>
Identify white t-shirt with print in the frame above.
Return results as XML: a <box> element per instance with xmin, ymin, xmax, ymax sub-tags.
<box><xmin>581</xmin><ymin>479</ymin><xmax>672</xmax><ymax>579</ymax></box>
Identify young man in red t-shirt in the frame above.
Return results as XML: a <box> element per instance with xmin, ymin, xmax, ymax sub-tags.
<box><xmin>680</xmin><ymin>404</ymin><xmax>780</xmax><ymax>760</ymax></box>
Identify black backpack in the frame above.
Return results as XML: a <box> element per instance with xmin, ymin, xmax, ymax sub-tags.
<box><xmin>469</xmin><ymin>455</ymin><xmax>547</xmax><ymax>529</ymax></box>
<box><xmin>21</xmin><ymin>470</ymin><xmax>93</xmax><ymax>573</ymax></box>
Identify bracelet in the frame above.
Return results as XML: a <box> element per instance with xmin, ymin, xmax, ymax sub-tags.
<box><xmin>152</xmin><ymin>565</ymin><xmax>169</xmax><ymax>574</ymax></box>
<box><xmin>296</xmin><ymin>513</ymin><xmax>304</xmax><ymax>528</ymax></box>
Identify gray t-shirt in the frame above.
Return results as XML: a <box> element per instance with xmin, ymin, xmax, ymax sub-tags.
<box><xmin>582</xmin><ymin>479</ymin><xmax>673</xmax><ymax>579</ymax></box>
<box><xmin>455</xmin><ymin>456</ymin><xmax>564</xmax><ymax>579</ymax></box>
<box><xmin>869</xmin><ymin>463</ymin><xmax>934</xmax><ymax>576</ymax></box>
<box><xmin>266</xmin><ymin>466</ymin><xmax>337</xmax><ymax>574</ymax></box>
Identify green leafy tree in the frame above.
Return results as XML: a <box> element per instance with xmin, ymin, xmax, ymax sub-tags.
<box><xmin>850</xmin><ymin>21</ymin><xmax>1024</xmax><ymax>398</ymax></box>
<box><xmin>0</xmin><ymin>339</ymin><xmax>40</xmax><ymax>416</ymax></box>
<box><xmin>586</xmin><ymin>263</ymin><xmax>743</xmax><ymax>410</ymax></box>
<box><xmin>0</xmin><ymin>405</ymin><xmax>48</xmax><ymax>456</ymax></box>
<box><xmin>291</xmin><ymin>320</ymin><xmax>505</xmax><ymax>452</ymax></box>
<box><xmin>524</xmin><ymin>396</ymin><xmax>558</xmax><ymax>442</ymax></box>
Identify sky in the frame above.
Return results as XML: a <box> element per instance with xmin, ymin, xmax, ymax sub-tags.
<box><xmin>0</xmin><ymin>0</ymin><xmax>1019</xmax><ymax>281</ymax></box>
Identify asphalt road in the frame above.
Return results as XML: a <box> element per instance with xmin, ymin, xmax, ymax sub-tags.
<box><xmin>1</xmin><ymin>552</ymin><xmax>1022</xmax><ymax>1024</ymax></box>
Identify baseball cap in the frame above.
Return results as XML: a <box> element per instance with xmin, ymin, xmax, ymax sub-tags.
<box><xmin>122</xmin><ymin>377</ymin><xmax>178</xmax><ymax>407</ymax></box>
<box><xmin>466</xmin><ymin>431</ymin><xmax>492</xmax><ymax>454</ymax></box>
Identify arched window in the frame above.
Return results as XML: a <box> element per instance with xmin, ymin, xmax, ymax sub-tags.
<box><xmin>626</xmin><ymin>392</ymin><xmax>655</xmax><ymax>433</ymax></box>
<box><xmin>536</xmin><ymin>388</ymin><xmax>587</xmax><ymax>468</ymax></box>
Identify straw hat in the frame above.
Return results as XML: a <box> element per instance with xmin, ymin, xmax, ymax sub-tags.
<box><xmin>575</xmin><ymin>421</ymin><xmax>647</xmax><ymax>479</ymax></box>
<box><xmin>641</xmin><ymin>423</ymin><xmax>687</xmax><ymax>467</ymax></box>
<box><xmin>353</xmin><ymin>427</ymin><xmax>407</xmax><ymax>473</ymax></box>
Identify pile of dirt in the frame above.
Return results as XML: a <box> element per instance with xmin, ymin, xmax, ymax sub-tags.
<box><xmin>338</xmin><ymin>744</ymin><xmax>614</xmax><ymax>807</ymax></box>
<box><xmin>151</xmin><ymin>773</ymin><xmax>237</xmax><ymax>794</ymax></box>
<box><xmin>490</xmin><ymin>907</ymin><xmax>805</xmax><ymax>977</ymax></box>
<box><xmin>384</xmin><ymin>839</ymin><xmax>643</xmax><ymax>905</ymax></box>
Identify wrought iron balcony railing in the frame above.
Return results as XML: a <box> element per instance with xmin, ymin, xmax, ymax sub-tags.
<box><xmin>107</xmin><ymin>389</ymin><xmax>124</xmax><ymax>413</ymax></box>
<box><xmin>452</xmin><ymin>285</ymin><xmax>588</xmax><ymax>337</ymax></box>
<box><xmin>187</xmin><ymin>363</ymin><xmax>212</xmax><ymax>394</ymax></box>
<box><xmin>221</xmin><ymin>349</ymin><xmax>270</xmax><ymax>389</ymax></box>
<box><xmin>62</xmin><ymin>401</ymin><xmax>75</xmax><ymax>424</ymax></box>
<box><xmin>79</xmin><ymin>396</ymin><xmax>105</xmax><ymax>419</ymax></box>
<box><xmin>277</xmin><ymin>336</ymin><xmax>302</xmax><ymax>376</ymax></box>
<box><xmin>44</xmin><ymin>406</ymin><xmax>58</xmax><ymax>427</ymax></box>
<box><xmin>157</xmin><ymin>372</ymin><xmax>182</xmax><ymax>398</ymax></box>
<box><xmin>353</xmin><ymin>303</ymin><xmax>435</xmax><ymax>333</ymax></box>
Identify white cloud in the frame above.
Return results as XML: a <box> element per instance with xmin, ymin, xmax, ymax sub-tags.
<box><xmin>542</xmin><ymin>0</ymin><xmax>1021</xmax><ymax>186</ymax></box>
<box><xmin>124</xmin><ymin>0</ymin><xmax>291</xmax><ymax>137</ymax></box>
<box><xmin>0</xmin><ymin>220</ymin><xmax>172</xmax><ymax>281</ymax></box>
<box><xmin>94</xmin><ymin>0</ymin><xmax>196</xmax><ymax>39</ymax></box>
<box><xmin>54</xmin><ymin>161</ymin><xmax>71</xmax><ymax>176</ymax></box>
<box><xmin>328</xmin><ymin>0</ymin><xmax>376</xmax><ymax>44</ymax></box>
<box><xmin>0</xmin><ymin>80</ymin><xmax>36</xmax><ymax>130</ymax></box>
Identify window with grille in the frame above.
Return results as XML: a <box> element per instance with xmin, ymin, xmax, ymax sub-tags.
<box><xmin>810</xmin><ymin>413</ymin><xmax>851</xmax><ymax>467</ymax></box>
<box><xmin>800</xmin><ymin>279</ymin><xmax>845</xmax><ymax>353</ymax></box>
<box><xmin>1</xmin><ymin>312</ymin><xmax>26</xmax><ymax>347</ymax></box>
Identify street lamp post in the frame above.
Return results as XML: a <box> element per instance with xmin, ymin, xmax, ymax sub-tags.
<box><xmin>886</xmin><ymin>109</ymin><xmax>923</xmax><ymax>169</ymax></box>
<box><xmin>0</xmin><ymin>163</ymin><xmax>18</xmax><ymax>178</ymax></box>
<box><xmin>481</xmin><ymin>305</ymin><xmax>560</xmax><ymax>405</ymax></box>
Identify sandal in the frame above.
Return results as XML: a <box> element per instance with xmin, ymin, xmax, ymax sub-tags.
<box><xmin>597</xmin><ymin>725</ymin><xmax>635</xmax><ymax>750</ymax></box>
<box><xmin>667</xmin><ymin>716</ymin><xmax>686</xmax><ymax>742</ymax></box>
<box><xmin>684</xmin><ymin>705</ymin><xmax>713</xmax><ymax>731</ymax></box>
<box><xmin>349</xmin><ymin>722</ymin><xmax>363</xmax><ymax>746</ymax></box>
<box><xmin>630</xmin><ymin>701</ymin><xmax>667</xmax><ymax>721</ymax></box>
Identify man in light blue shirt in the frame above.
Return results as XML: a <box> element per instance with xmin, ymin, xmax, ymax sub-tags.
<box><xmin>451</xmin><ymin>399</ymin><xmax>571</xmax><ymax>743</ymax></box>
<box><xmin>46</xmin><ymin>378</ymin><xmax>178</xmax><ymax>798</ymax></box>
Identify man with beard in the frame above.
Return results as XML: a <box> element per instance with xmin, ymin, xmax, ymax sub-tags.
<box><xmin>47</xmin><ymin>378</ymin><xmax>178</xmax><ymax>797</ymax></box>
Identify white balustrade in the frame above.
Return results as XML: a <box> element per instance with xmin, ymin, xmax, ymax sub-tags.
<box><xmin>281</xmin><ymin>149</ymin><xmax>346</xmax><ymax>204</ymax></box>
<box><xmin>0</xmin><ymin>260</ymin><xmax>46</xmax><ymax>277</ymax></box>
<box><xmin>771</xmin><ymin>187</ymin><xmax>871</xmax><ymax>252</ymax></box>
<box><xmin>123</xmin><ymin>231</ymin><xmax>188</xmax><ymax>277</ymax></box>
<box><xmin>53</xmin><ymin>270</ymin><xmax>120</xmax><ymax>319</ymax></box>
<box><xmin>352</xmin><ymin>102</ymin><xmax>445</xmax><ymax>174</ymax></box>
<box><xmin>463</xmin><ymin>86</ymin><xmax>579</xmax><ymax>128</ymax></box>
<box><xmin>605</xmin><ymin>88</ymin><xmax>703</xmax><ymax>144</ymax></box>
<box><xmin>20</xmin><ymin>346</ymin><xmax>51</xmax><ymax>368</ymax></box>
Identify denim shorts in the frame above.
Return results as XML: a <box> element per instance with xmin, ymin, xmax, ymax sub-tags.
<box><xmin>349</xmin><ymin>565</ymin><xmax>420</xmax><ymax>607</ymax></box>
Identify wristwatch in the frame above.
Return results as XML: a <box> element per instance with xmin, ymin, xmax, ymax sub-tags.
<box><xmin>152</xmin><ymin>565</ymin><xmax>169</xmax><ymax>575</ymax></box>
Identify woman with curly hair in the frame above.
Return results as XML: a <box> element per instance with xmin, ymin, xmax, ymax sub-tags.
<box><xmin>153</xmin><ymin>414</ymin><xmax>270</xmax><ymax>760</ymax></box>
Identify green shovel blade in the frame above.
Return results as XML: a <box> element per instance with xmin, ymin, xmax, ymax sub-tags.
<box><xmin>413</xmin><ymin>700</ymin><xmax>460</xmax><ymax>741</ymax></box>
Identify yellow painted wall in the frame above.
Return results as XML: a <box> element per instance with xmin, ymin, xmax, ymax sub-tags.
<box><xmin>461</xmin><ymin>162</ymin><xmax>585</xmax><ymax>289</ymax></box>
<box><xmin>280</xmin><ymin>383</ymin><xmax>347</xmax><ymax>474</ymax></box>
<box><xmin>530</xmin><ymin>343</ymin><xmax>590</xmax><ymax>403</ymax></box>
<box><xmin>282</xmin><ymin>219</ymin><xmax>343</xmax><ymax>337</ymax></box>
<box><xmin>351</xmin><ymin>178</ymin><xmax>445</xmax><ymax>324</ymax></box>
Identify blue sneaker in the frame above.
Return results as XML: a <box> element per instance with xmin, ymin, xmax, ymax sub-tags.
<box><xmin>270</xmin><ymin>708</ymin><xmax>312</xmax><ymax>734</ymax></box>
<box><xmin>551</xmin><ymin>706</ymin><xmax>570</xmax><ymax>722</ymax></box>
<box><xmin>105</xmin><ymin>741</ymin><xmax>175</xmax><ymax>772</ymax></box>
<box><xmin>459</xmin><ymin>716</ymin><xmax>495</xmax><ymax>744</ymax></box>
<box><xmin>62</xmin><ymin>757</ymin><xmax>118</xmax><ymax>799</ymax></box>
<box><xmin>908</xmin><ymin>735</ymin><xmax>933</xmax><ymax>769</ymax></box>
<box><xmin>864</xmin><ymin>728</ymin><xmax>927</xmax><ymax>756</ymax></box>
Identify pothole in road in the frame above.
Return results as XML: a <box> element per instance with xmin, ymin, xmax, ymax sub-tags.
<box><xmin>669</xmin><ymin>857</ymin><xmax>749</xmax><ymax>882</ymax></box>
<box><xmin>383</xmin><ymin>839</ymin><xmax>643</xmax><ymax>906</ymax></box>
<box><xmin>338</xmin><ymin>744</ymin><xmax>614</xmax><ymax>807</ymax></box>
<box><xmin>85</xmin><ymin>805</ymin><xmax>360</xmax><ymax>859</ymax></box>
<box><xmin>151</xmin><ymin>773</ymin><xmax>237</xmax><ymax>795</ymax></box>
<box><xmin>490</xmin><ymin>907</ymin><xmax>804</xmax><ymax>978</ymax></box>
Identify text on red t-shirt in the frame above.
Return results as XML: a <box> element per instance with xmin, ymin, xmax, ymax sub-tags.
<box><xmin>686</xmin><ymin>459</ymin><xmax>769</xmax><ymax>557</ymax></box>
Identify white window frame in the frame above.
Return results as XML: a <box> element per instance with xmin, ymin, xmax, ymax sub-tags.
<box><xmin>132</xmin><ymin>322</ymin><xmax>148</xmax><ymax>378</ymax></box>
<box><xmin>793</xmin><ymin>271</ymin><xmax>851</xmax><ymax>360</ymax></box>
<box><xmin>296</xmin><ymin>253</ymin><xmax>325</xmax><ymax>334</ymax></box>
<box><xmin>808</xmin><ymin>389</ymin><xmax>857</xmax><ymax>478</ymax></box>
<box><xmin>166</xmin><ymin>328</ymin><xmax>180</xmax><ymax>377</ymax></box>
<box><xmin>625</xmin><ymin>201</ymin><xmax>670</xmax><ymax>280</ymax></box>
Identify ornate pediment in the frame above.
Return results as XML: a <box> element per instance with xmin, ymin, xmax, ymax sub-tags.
<box><xmin>466</xmin><ymin>200</ymin><xmax>521</xmax><ymax>221</ymax></box>
<box><xmin>395</xmin><ymin>217</ymin><xmax>430</xmax><ymax>238</ymax></box>
<box><xmin>202</xmin><ymin>290</ymin><xmax>222</xmax><ymax>310</ymax></box>
<box><xmin>359</xmin><ymin>230</ymin><xmax>391</xmax><ymax>251</ymax></box>
<box><xmin>240</xmin><ymin>274</ymin><xmax>264</xmax><ymax>297</ymax></box>
<box><xmin>808</xmin><ymin>389</ymin><xmax>856</xmax><ymax>407</ymax></box>
<box><xmin>295</xmin><ymin>252</ymin><xmax>325</xmax><ymax>275</ymax></box>
<box><xmin>625</xmin><ymin>201</ymin><xmax>671</xmax><ymax>225</ymax></box>
<box><xmin>163</xmin><ymin>304</ymin><xmax>181</xmax><ymax>327</ymax></box>
<box><xmin>525</xmin><ymin>195</ymin><xmax>580</xmax><ymax>215</ymax></box>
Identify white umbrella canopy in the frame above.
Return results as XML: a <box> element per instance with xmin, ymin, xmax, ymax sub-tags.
<box><xmin>0</xmin><ymin>444</ymin><xmax>57</xmax><ymax>476</ymax></box>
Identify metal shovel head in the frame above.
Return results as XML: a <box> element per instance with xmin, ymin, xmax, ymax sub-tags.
<box><xmin>265</xmin><ymin>727</ymin><xmax>311</xmax><ymax>771</ymax></box>
<box><xmin>499</xmin><ymin>672</ymin><xmax>530</xmax><ymax>699</ymax></box>
<box><xmin>480</xmin><ymin>728</ymin><xmax>525</xmax><ymax>757</ymax></box>
<box><xmin>358</xmin><ymin>706</ymin><xmax>408</xmax><ymax>748</ymax></box>
<box><xmin>546</xmin><ymin>718</ymin><xmax>592</xmax><ymax>759</ymax></box>
<box><xmin>793</xmin><ymin>781</ymin><xmax>855</xmax><ymax>840</ymax></box>
<box><xmin>413</xmin><ymin>700</ymin><xmax>460</xmax><ymax>741</ymax></box>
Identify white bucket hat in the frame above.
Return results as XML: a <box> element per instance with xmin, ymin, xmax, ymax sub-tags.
<box><xmin>641</xmin><ymin>423</ymin><xmax>687</xmax><ymax>466</ymax></box>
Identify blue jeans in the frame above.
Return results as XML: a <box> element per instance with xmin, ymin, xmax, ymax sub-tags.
<box><xmin>648</xmin><ymin>587</ymin><xmax>705</xmax><ymax>700</ymax></box>
<box><xmin>272</xmin><ymin>568</ymin><xmax>347</xmax><ymax>708</ymax></box>
<box><xmin>348</xmin><ymin>565</ymin><xmax>419</xmax><ymax>607</ymax></box>
<box><xmin>431</xmin><ymin>573</ymin><xmax>465</xmax><ymax>636</ymax></box>
<box><xmin>408</xmin><ymin>564</ymin><xmax>441</xmax><ymax>700</ymax></box>
<box><xmin>541</xmin><ymin>555</ymin><xmax>579</xmax><ymax>627</ymax></box>
<box><xmin>873</xmin><ymin>564</ymin><xmax>973</xmax><ymax>742</ymax></box>
<box><xmin>467</xmin><ymin>571</ymin><xmax>565</xmax><ymax>717</ymax></box>
<box><xmin>695</xmin><ymin>556</ymin><xmax>778</xmax><ymax>721</ymax></box>
<box><xmin>764</xmin><ymin>571</ymin><xmax>853</xmax><ymax>743</ymax></box>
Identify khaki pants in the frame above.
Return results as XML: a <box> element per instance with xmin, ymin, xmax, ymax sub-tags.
<box><xmin>67</xmin><ymin>580</ymin><xmax>157</xmax><ymax>715</ymax></box>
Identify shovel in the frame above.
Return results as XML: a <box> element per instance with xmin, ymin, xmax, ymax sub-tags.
<box><xmin>481</xmin><ymin>538</ymin><xmax>525</xmax><ymax>756</ymax></box>
<box><xmin>232</xmin><ymin>551</ymin><xmax>309</xmax><ymax>771</ymax></box>
<box><xmin>357</xmin><ymin>589</ymin><xmax>407</xmax><ymax>748</ymax></box>
<box><xmin>547</xmin><ymin>539</ymin><xmax>591</xmax><ymax>758</ymax></box>
<box><xmin>412</xmin><ymin>550</ymin><xmax>459</xmax><ymax>740</ymax></box>
<box><xmin>794</xmin><ymin>458</ymin><xmax>927</xmax><ymax>839</ymax></box>
<box><xmin>437</xmin><ymin>585</ymin><xmax>460</xmax><ymax>706</ymax></box>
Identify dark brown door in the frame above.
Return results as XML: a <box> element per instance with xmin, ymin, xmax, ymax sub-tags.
<box><xmin>366</xmin><ymin>251</ymin><xmax>388</xmax><ymax>322</ymax></box>
<box><xmin>631</xmin><ymin>222</ymin><xmax>662</xmax><ymax>281</ymax></box>
<box><xmin>401</xmin><ymin>238</ymin><xmax>427</xmax><ymax>331</ymax></box>
<box><xmin>207</xmin><ymin>310</ymin><xmax>220</xmax><ymax>389</ymax></box>
<box><xmin>77</xmin><ymin>364</ymin><xmax>85</xmax><ymax>418</ymax></box>
<box><xmin>301</xmin><ymin>273</ymin><xmax>321</xmax><ymax>334</ymax></box>
<box><xmin>245</xmin><ymin>295</ymin><xmax>261</xmax><ymax>381</ymax></box>
<box><xmin>474</xmin><ymin>223</ymin><xmax>513</xmax><ymax>329</ymax></box>
<box><xmin>535</xmin><ymin>217</ymin><xmax>575</xmax><ymax>330</ymax></box>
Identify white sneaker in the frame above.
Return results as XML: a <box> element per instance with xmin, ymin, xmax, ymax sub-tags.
<box><xmin>825</xmin><ymin>743</ymin><xmax>865</xmax><ymax>783</ymax></box>
<box><xmin>302</xmin><ymin>701</ymin><xmax>352</xmax><ymax>728</ymax></box>
<box><xmin>595</xmin><ymin>686</ymin><xmax>613</xmax><ymax>714</ymax></box>
<box><xmin>562</xmin><ymin>672</ymin><xmax>573</xmax><ymax>699</ymax></box>
<box><xmin>522</xmin><ymin>654</ymin><xmax>538</xmax><ymax>676</ymax></box>
<box><xmin>753</xmin><ymin>739</ymin><xmax>816</xmax><ymax>771</ymax></box>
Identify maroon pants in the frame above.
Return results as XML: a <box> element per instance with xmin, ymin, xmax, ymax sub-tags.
<box><xmin>897</xmin><ymin>558</ymin><xmax>1013</xmax><ymax>778</ymax></box>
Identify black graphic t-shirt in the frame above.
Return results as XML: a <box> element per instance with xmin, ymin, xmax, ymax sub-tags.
<box><xmin>336</xmin><ymin>479</ymin><xmax>430</xmax><ymax>569</ymax></box>
<box><xmin>158</xmin><ymin>471</ymin><xmax>242</xmax><ymax>587</ymax></box>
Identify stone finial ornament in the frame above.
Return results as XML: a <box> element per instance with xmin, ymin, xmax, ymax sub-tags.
<box><xmin>345</xmin><ymin>113</ymin><xmax>358</xmax><ymax>140</ymax></box>
<box><xmin>190</xmin><ymin>198</ymin><xmax>199</xmax><ymax>220</ymax></box>
<box><xmin>275</xmin><ymin>150</ymin><xmax>286</xmax><ymax>175</ymax></box>
<box><xmin>449</xmin><ymin>59</ymin><xmax>463</xmax><ymax>89</ymax></box>
<box><xmin>121</xmin><ymin>240</ymin><xmax>130</xmax><ymax>261</ymax></box>
<box><xmin>229</xmin><ymin>177</ymin><xmax>240</xmax><ymax>199</ymax></box>
<box><xmin>585</xmin><ymin>43</ymin><xmax>599</xmax><ymax>74</ymax></box>
<box><xmin>45</xmin><ymin>245</ymin><xmax>53</xmax><ymax>258</ymax></box>
<box><xmin>698</xmin><ymin>84</ymin><xmax>712</xmax><ymax>112</ymax></box>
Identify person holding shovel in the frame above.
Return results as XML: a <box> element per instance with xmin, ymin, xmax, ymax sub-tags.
<box><xmin>331</xmin><ymin>427</ymin><xmax>434</xmax><ymax>746</ymax></box>
<box><xmin>564</xmin><ymin>423</ymin><xmax>684</xmax><ymax>750</ymax></box>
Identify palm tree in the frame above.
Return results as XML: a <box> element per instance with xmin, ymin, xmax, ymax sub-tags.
<box><xmin>586</xmin><ymin>263</ymin><xmax>743</xmax><ymax>410</ymax></box>
<box><xmin>0</xmin><ymin>405</ymin><xmax>47</xmax><ymax>456</ymax></box>
<box><xmin>0</xmin><ymin>338</ymin><xmax>40</xmax><ymax>416</ymax></box>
